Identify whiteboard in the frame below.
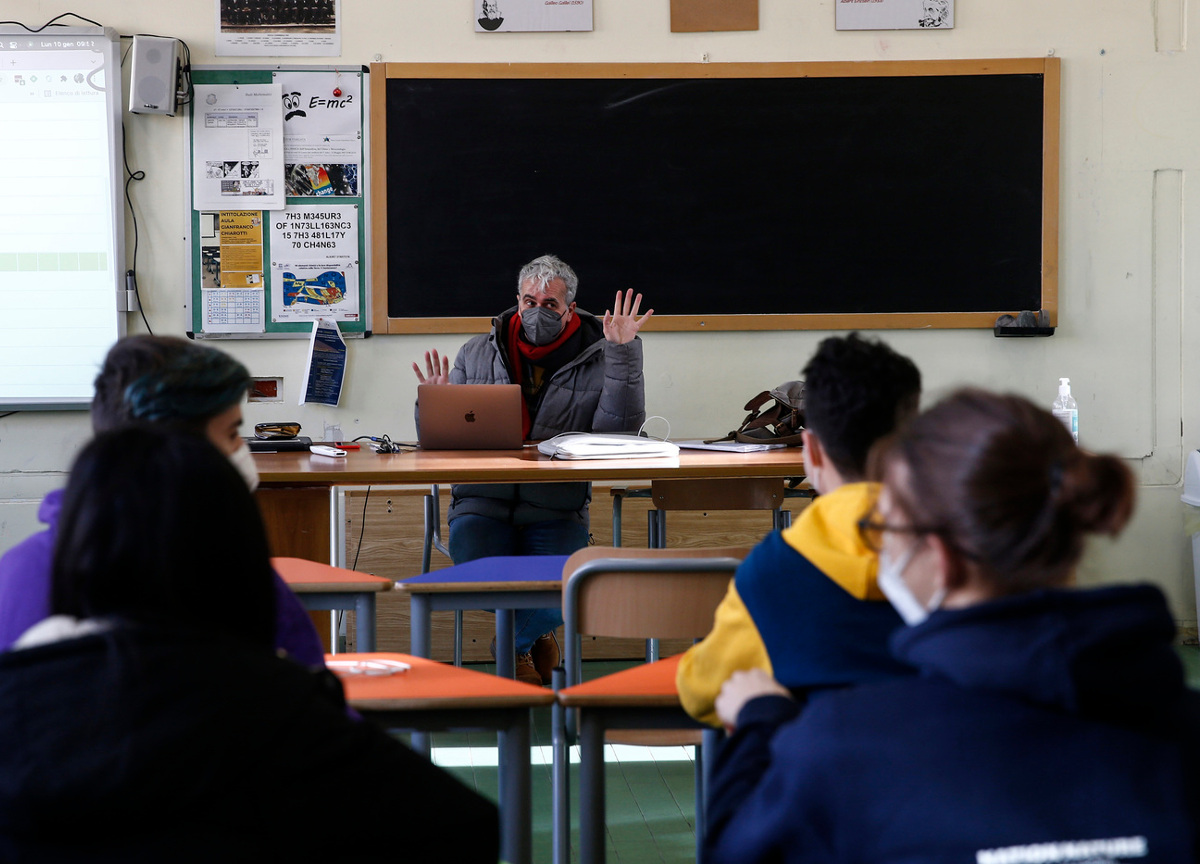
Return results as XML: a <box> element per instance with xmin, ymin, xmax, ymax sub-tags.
<box><xmin>0</xmin><ymin>26</ymin><xmax>125</xmax><ymax>411</ymax></box>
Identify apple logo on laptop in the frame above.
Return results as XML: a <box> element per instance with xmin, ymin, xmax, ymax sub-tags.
<box><xmin>465</xmin><ymin>411</ymin><xmax>476</xmax><ymax>423</ymax></box>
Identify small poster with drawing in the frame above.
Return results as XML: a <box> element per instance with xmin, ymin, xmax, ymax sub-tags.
<box><xmin>475</xmin><ymin>0</ymin><xmax>592</xmax><ymax>33</ymax></box>
<box><xmin>835</xmin><ymin>0</ymin><xmax>952</xmax><ymax>30</ymax></box>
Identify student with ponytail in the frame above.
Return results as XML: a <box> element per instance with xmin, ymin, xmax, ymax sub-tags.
<box><xmin>705</xmin><ymin>389</ymin><xmax>1200</xmax><ymax>864</ymax></box>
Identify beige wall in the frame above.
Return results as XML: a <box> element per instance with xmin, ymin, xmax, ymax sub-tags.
<box><xmin>2</xmin><ymin>0</ymin><xmax>1198</xmax><ymax>628</ymax></box>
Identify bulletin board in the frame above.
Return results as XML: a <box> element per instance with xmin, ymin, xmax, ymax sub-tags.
<box><xmin>185</xmin><ymin>65</ymin><xmax>368</xmax><ymax>339</ymax></box>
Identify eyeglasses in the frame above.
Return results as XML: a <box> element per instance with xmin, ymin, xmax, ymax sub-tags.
<box><xmin>857</xmin><ymin>502</ymin><xmax>975</xmax><ymax>560</ymax></box>
<box><xmin>856</xmin><ymin>500</ymin><xmax>937</xmax><ymax>552</ymax></box>
<box><xmin>254</xmin><ymin>422</ymin><xmax>301</xmax><ymax>440</ymax></box>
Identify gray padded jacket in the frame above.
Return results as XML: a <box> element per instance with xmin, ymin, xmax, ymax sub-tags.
<box><xmin>445</xmin><ymin>307</ymin><xmax>645</xmax><ymax>527</ymax></box>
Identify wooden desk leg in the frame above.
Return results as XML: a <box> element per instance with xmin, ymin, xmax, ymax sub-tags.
<box><xmin>355</xmin><ymin>593</ymin><xmax>376</xmax><ymax>652</ymax></box>
<box><xmin>498</xmin><ymin>711</ymin><xmax>533</xmax><ymax>864</ymax></box>
<box><xmin>578</xmin><ymin>711</ymin><xmax>606</xmax><ymax>864</ymax></box>
<box><xmin>496</xmin><ymin>609</ymin><xmax>516</xmax><ymax>679</ymax></box>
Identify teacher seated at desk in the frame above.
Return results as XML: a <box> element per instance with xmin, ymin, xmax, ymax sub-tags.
<box><xmin>413</xmin><ymin>254</ymin><xmax>652</xmax><ymax>685</ymax></box>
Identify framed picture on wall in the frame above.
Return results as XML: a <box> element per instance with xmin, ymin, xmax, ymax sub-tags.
<box><xmin>476</xmin><ymin>0</ymin><xmax>593</xmax><ymax>33</ymax></box>
<box><xmin>836</xmin><ymin>0</ymin><xmax>953</xmax><ymax>30</ymax></box>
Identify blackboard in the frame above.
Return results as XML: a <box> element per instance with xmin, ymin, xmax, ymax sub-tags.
<box><xmin>369</xmin><ymin>59</ymin><xmax>1060</xmax><ymax>334</ymax></box>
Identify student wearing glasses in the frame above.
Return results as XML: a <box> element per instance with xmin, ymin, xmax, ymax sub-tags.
<box><xmin>705</xmin><ymin>389</ymin><xmax>1200</xmax><ymax>863</ymax></box>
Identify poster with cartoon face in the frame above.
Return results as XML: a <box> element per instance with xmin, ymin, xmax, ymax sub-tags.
<box><xmin>475</xmin><ymin>0</ymin><xmax>593</xmax><ymax>33</ymax></box>
<box><xmin>274</xmin><ymin>70</ymin><xmax>362</xmax><ymax>197</ymax></box>
<box><xmin>835</xmin><ymin>0</ymin><xmax>953</xmax><ymax>30</ymax></box>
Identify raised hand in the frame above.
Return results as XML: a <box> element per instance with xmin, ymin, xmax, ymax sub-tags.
<box><xmin>412</xmin><ymin>349</ymin><xmax>451</xmax><ymax>386</ymax></box>
<box><xmin>602</xmin><ymin>289</ymin><xmax>654</xmax><ymax>345</ymax></box>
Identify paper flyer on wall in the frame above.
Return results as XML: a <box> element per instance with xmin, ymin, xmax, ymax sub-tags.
<box><xmin>202</xmin><ymin>289</ymin><xmax>264</xmax><ymax>333</ymax></box>
<box><xmin>835</xmin><ymin>0</ymin><xmax>952</xmax><ymax>30</ymax></box>
<box><xmin>300</xmin><ymin>318</ymin><xmax>346</xmax><ymax>406</ymax></box>
<box><xmin>475</xmin><ymin>0</ymin><xmax>593</xmax><ymax>32</ymax></box>
<box><xmin>192</xmin><ymin>84</ymin><xmax>286</xmax><ymax>211</ymax></box>
<box><xmin>200</xmin><ymin>210</ymin><xmax>266</xmax><ymax>333</ymax></box>
<box><xmin>216</xmin><ymin>0</ymin><xmax>342</xmax><ymax>56</ymax></box>
<box><xmin>275</xmin><ymin>70</ymin><xmax>361</xmax><ymax>197</ymax></box>
<box><xmin>269</xmin><ymin>204</ymin><xmax>359</xmax><ymax>322</ymax></box>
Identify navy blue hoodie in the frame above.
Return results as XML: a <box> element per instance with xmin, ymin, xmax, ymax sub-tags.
<box><xmin>705</xmin><ymin>584</ymin><xmax>1200</xmax><ymax>864</ymax></box>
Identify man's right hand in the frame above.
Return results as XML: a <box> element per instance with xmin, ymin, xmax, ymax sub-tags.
<box><xmin>412</xmin><ymin>349</ymin><xmax>451</xmax><ymax>386</ymax></box>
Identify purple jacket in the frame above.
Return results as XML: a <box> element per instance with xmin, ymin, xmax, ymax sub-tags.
<box><xmin>0</xmin><ymin>490</ymin><xmax>327</xmax><ymax>668</ymax></box>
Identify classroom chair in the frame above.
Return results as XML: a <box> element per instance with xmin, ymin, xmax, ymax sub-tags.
<box><xmin>551</xmin><ymin>545</ymin><xmax>747</xmax><ymax>864</ymax></box>
<box><xmin>646</xmin><ymin>477</ymin><xmax>803</xmax><ymax>548</ymax></box>
<box><xmin>636</xmin><ymin>476</ymin><xmax>807</xmax><ymax>664</ymax></box>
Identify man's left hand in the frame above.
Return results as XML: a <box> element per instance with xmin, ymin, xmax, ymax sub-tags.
<box><xmin>603</xmin><ymin>289</ymin><xmax>654</xmax><ymax>345</ymax></box>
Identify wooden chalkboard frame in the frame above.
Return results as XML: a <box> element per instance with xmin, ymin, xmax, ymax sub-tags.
<box><xmin>369</xmin><ymin>58</ymin><xmax>1060</xmax><ymax>334</ymax></box>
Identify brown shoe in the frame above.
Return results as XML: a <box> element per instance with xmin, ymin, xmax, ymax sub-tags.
<box><xmin>515</xmin><ymin>651</ymin><xmax>542</xmax><ymax>687</ymax></box>
<box><xmin>530</xmin><ymin>631</ymin><xmax>560</xmax><ymax>685</ymax></box>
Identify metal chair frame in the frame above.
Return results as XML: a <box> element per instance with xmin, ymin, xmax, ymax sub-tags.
<box><xmin>551</xmin><ymin>550</ymin><xmax>745</xmax><ymax>864</ymax></box>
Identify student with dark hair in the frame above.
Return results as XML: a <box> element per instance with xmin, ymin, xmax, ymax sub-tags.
<box><xmin>676</xmin><ymin>332</ymin><xmax>922</xmax><ymax>726</ymax></box>
<box><xmin>0</xmin><ymin>335</ymin><xmax>325</xmax><ymax>667</ymax></box>
<box><xmin>0</xmin><ymin>428</ymin><xmax>499</xmax><ymax>861</ymax></box>
<box><xmin>705</xmin><ymin>389</ymin><xmax>1200</xmax><ymax>863</ymax></box>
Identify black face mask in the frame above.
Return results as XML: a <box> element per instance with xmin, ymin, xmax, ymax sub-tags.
<box><xmin>521</xmin><ymin>306</ymin><xmax>567</xmax><ymax>345</ymax></box>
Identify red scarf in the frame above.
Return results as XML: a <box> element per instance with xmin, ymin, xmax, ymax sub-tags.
<box><xmin>506</xmin><ymin>310</ymin><xmax>582</xmax><ymax>438</ymax></box>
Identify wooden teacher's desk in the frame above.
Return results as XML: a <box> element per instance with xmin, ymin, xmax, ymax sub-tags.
<box><xmin>253</xmin><ymin>446</ymin><xmax>807</xmax><ymax>562</ymax></box>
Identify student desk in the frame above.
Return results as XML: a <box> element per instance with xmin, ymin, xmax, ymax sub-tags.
<box><xmin>253</xmin><ymin>446</ymin><xmax>808</xmax><ymax>563</ymax></box>
<box><xmin>334</xmin><ymin>651</ymin><xmax>555</xmax><ymax>864</ymax></box>
<box><xmin>395</xmin><ymin>555</ymin><xmax>567</xmax><ymax>679</ymax></box>
<box><xmin>272</xmin><ymin>557</ymin><xmax>393</xmax><ymax>651</ymax></box>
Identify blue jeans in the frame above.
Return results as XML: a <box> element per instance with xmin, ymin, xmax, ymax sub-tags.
<box><xmin>448</xmin><ymin>514</ymin><xmax>589</xmax><ymax>654</ymax></box>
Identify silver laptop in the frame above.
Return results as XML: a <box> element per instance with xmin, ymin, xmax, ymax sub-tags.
<box><xmin>417</xmin><ymin>384</ymin><xmax>524</xmax><ymax>450</ymax></box>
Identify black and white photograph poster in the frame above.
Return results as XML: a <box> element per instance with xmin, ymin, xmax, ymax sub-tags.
<box><xmin>835</xmin><ymin>0</ymin><xmax>953</xmax><ymax>30</ymax></box>
<box><xmin>476</xmin><ymin>0</ymin><xmax>593</xmax><ymax>33</ymax></box>
<box><xmin>216</xmin><ymin>0</ymin><xmax>342</xmax><ymax>56</ymax></box>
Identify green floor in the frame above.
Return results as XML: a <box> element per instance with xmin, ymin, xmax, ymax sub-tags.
<box><xmin>425</xmin><ymin>648</ymin><xmax>1200</xmax><ymax>864</ymax></box>
<box><xmin>427</xmin><ymin>660</ymin><xmax>696</xmax><ymax>864</ymax></box>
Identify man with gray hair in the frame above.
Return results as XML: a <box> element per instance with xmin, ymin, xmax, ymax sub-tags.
<box><xmin>413</xmin><ymin>254</ymin><xmax>652</xmax><ymax>684</ymax></box>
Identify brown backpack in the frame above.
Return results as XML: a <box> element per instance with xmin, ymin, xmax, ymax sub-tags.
<box><xmin>707</xmin><ymin>380</ymin><xmax>806</xmax><ymax>447</ymax></box>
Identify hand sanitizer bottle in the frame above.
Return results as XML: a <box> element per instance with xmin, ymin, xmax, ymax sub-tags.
<box><xmin>1053</xmin><ymin>377</ymin><xmax>1078</xmax><ymax>443</ymax></box>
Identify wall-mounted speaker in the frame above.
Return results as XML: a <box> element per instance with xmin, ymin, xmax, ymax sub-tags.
<box><xmin>129</xmin><ymin>35</ymin><xmax>179</xmax><ymax>116</ymax></box>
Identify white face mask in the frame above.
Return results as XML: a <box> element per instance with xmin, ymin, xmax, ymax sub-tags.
<box><xmin>227</xmin><ymin>442</ymin><xmax>259</xmax><ymax>493</ymax></box>
<box><xmin>877</xmin><ymin>542</ymin><xmax>945</xmax><ymax>626</ymax></box>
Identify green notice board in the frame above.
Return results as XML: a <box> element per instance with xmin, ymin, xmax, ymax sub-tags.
<box><xmin>186</xmin><ymin>66</ymin><xmax>368</xmax><ymax>338</ymax></box>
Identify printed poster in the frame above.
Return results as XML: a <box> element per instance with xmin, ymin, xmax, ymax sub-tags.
<box><xmin>835</xmin><ymin>0</ymin><xmax>953</xmax><ymax>30</ymax></box>
<box><xmin>192</xmin><ymin>84</ymin><xmax>286</xmax><ymax>211</ymax></box>
<box><xmin>300</xmin><ymin>318</ymin><xmax>347</xmax><ymax>406</ymax></box>
<box><xmin>475</xmin><ymin>0</ymin><xmax>593</xmax><ymax>33</ymax></box>
<box><xmin>269</xmin><ymin>204</ymin><xmax>359</xmax><ymax>323</ymax></box>
<box><xmin>216</xmin><ymin>0</ymin><xmax>342</xmax><ymax>57</ymax></box>
<box><xmin>275</xmin><ymin>70</ymin><xmax>361</xmax><ymax>197</ymax></box>
<box><xmin>200</xmin><ymin>210</ymin><xmax>265</xmax><ymax>333</ymax></box>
